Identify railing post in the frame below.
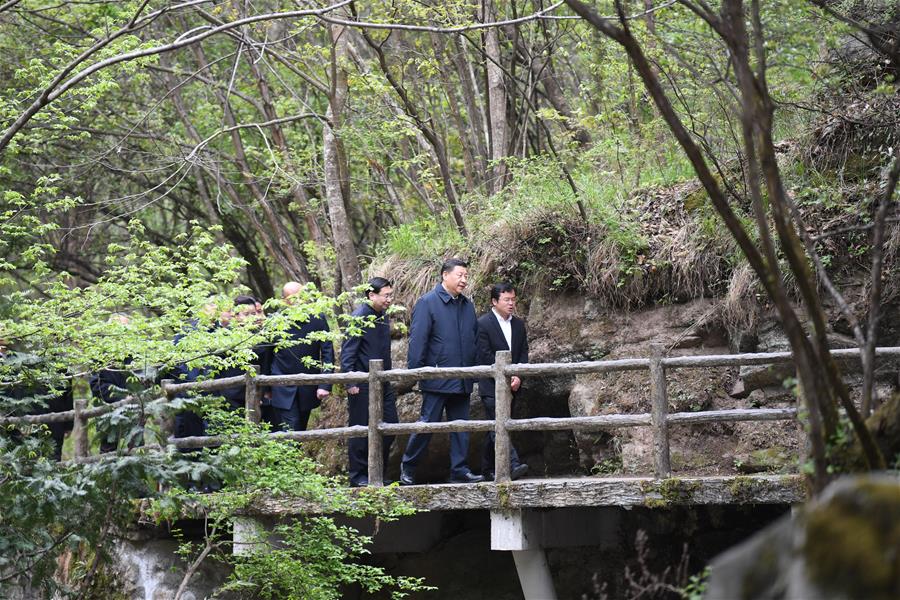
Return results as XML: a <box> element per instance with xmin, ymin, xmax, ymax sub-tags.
<box><xmin>72</xmin><ymin>399</ymin><xmax>89</xmax><ymax>459</ymax></box>
<box><xmin>649</xmin><ymin>346</ymin><xmax>671</xmax><ymax>478</ymax></box>
<box><xmin>367</xmin><ymin>359</ymin><xmax>385</xmax><ymax>487</ymax></box>
<box><xmin>245</xmin><ymin>368</ymin><xmax>261</xmax><ymax>424</ymax></box>
<box><xmin>494</xmin><ymin>350</ymin><xmax>513</xmax><ymax>483</ymax></box>
<box><xmin>159</xmin><ymin>379</ymin><xmax>176</xmax><ymax>447</ymax></box>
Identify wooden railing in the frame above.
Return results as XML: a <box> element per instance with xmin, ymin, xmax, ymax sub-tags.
<box><xmin>162</xmin><ymin>345</ymin><xmax>900</xmax><ymax>484</ymax></box>
<box><xmin>5</xmin><ymin>347</ymin><xmax>900</xmax><ymax>479</ymax></box>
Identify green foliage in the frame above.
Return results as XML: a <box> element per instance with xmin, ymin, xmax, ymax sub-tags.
<box><xmin>680</xmin><ymin>566</ymin><xmax>711</xmax><ymax>600</ymax></box>
<box><xmin>379</xmin><ymin>216</ymin><xmax>466</xmax><ymax>260</ymax></box>
<box><xmin>148</xmin><ymin>409</ymin><xmax>431</xmax><ymax>600</ymax></box>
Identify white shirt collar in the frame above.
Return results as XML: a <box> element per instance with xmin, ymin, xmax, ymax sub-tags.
<box><xmin>492</xmin><ymin>308</ymin><xmax>512</xmax><ymax>323</ymax></box>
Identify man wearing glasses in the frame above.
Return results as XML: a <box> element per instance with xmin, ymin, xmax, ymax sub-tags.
<box><xmin>341</xmin><ymin>277</ymin><xmax>398</xmax><ymax>487</ymax></box>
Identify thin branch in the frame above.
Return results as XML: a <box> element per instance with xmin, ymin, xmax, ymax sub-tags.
<box><xmin>0</xmin><ymin>0</ymin><xmax>354</xmax><ymax>153</ymax></box>
<box><xmin>0</xmin><ymin>0</ymin><xmax>22</xmax><ymax>14</ymax></box>
<box><xmin>323</xmin><ymin>1</ymin><xmax>566</xmax><ymax>33</ymax></box>
<box><xmin>862</xmin><ymin>153</ymin><xmax>900</xmax><ymax>416</ymax></box>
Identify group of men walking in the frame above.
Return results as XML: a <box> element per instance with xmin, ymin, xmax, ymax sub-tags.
<box><xmin>360</xmin><ymin>258</ymin><xmax>531</xmax><ymax>487</ymax></box>
<box><xmin>91</xmin><ymin>258</ymin><xmax>532</xmax><ymax>487</ymax></box>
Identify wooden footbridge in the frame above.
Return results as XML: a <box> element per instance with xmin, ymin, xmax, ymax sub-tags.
<box><xmin>8</xmin><ymin>347</ymin><xmax>896</xmax><ymax>598</ymax></box>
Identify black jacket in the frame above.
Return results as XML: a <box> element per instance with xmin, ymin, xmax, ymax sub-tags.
<box><xmin>476</xmin><ymin>311</ymin><xmax>529</xmax><ymax>398</ymax></box>
<box><xmin>340</xmin><ymin>303</ymin><xmax>391</xmax><ymax>376</ymax></box>
<box><xmin>270</xmin><ymin>314</ymin><xmax>334</xmax><ymax>411</ymax></box>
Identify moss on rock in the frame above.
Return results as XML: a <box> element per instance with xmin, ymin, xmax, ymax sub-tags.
<box><xmin>803</xmin><ymin>480</ymin><xmax>900</xmax><ymax>600</ymax></box>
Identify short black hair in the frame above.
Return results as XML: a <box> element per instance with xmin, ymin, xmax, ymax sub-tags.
<box><xmin>440</xmin><ymin>258</ymin><xmax>468</xmax><ymax>275</ymax></box>
<box><xmin>233</xmin><ymin>294</ymin><xmax>260</xmax><ymax>306</ymax></box>
<box><xmin>367</xmin><ymin>277</ymin><xmax>393</xmax><ymax>296</ymax></box>
<box><xmin>490</xmin><ymin>282</ymin><xmax>516</xmax><ymax>301</ymax></box>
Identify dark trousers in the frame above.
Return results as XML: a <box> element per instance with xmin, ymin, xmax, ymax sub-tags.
<box><xmin>480</xmin><ymin>395</ymin><xmax>521</xmax><ymax>474</ymax></box>
<box><xmin>175</xmin><ymin>410</ymin><xmax>206</xmax><ymax>438</ymax></box>
<box><xmin>348</xmin><ymin>384</ymin><xmax>398</xmax><ymax>484</ymax></box>
<box><xmin>271</xmin><ymin>403</ymin><xmax>312</xmax><ymax>432</ymax></box>
<box><xmin>174</xmin><ymin>409</ymin><xmax>205</xmax><ymax>462</ymax></box>
<box><xmin>401</xmin><ymin>392</ymin><xmax>472</xmax><ymax>478</ymax></box>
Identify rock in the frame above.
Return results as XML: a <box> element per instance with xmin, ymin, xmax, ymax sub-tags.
<box><xmin>732</xmin><ymin>447</ymin><xmax>793</xmax><ymax>474</ymax></box>
<box><xmin>705</xmin><ymin>474</ymin><xmax>900</xmax><ymax>600</ymax></box>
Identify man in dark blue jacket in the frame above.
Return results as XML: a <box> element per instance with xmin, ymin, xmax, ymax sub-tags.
<box><xmin>171</xmin><ymin>297</ymin><xmax>271</xmax><ymax>440</ymax></box>
<box><xmin>269</xmin><ymin>282</ymin><xmax>334</xmax><ymax>431</ymax></box>
<box><xmin>341</xmin><ymin>277</ymin><xmax>398</xmax><ymax>487</ymax></box>
<box><xmin>400</xmin><ymin>258</ymin><xmax>484</xmax><ymax>485</ymax></box>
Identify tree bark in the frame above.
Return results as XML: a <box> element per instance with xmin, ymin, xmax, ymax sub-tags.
<box><xmin>324</xmin><ymin>21</ymin><xmax>362</xmax><ymax>293</ymax></box>
<box><xmin>484</xmin><ymin>0</ymin><xmax>509</xmax><ymax>194</ymax></box>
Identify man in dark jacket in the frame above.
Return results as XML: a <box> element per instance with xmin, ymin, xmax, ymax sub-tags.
<box><xmin>400</xmin><ymin>258</ymin><xmax>483</xmax><ymax>485</ymax></box>
<box><xmin>90</xmin><ymin>365</ymin><xmax>134</xmax><ymax>453</ymax></box>
<box><xmin>89</xmin><ymin>314</ymin><xmax>150</xmax><ymax>453</ymax></box>
<box><xmin>341</xmin><ymin>277</ymin><xmax>398</xmax><ymax>487</ymax></box>
<box><xmin>171</xmin><ymin>297</ymin><xmax>271</xmax><ymax>441</ymax></box>
<box><xmin>213</xmin><ymin>296</ymin><xmax>272</xmax><ymax>413</ymax></box>
<box><xmin>269</xmin><ymin>282</ymin><xmax>334</xmax><ymax>431</ymax></box>
<box><xmin>1</xmin><ymin>341</ymin><xmax>73</xmax><ymax>461</ymax></box>
<box><xmin>477</xmin><ymin>282</ymin><xmax>529</xmax><ymax>481</ymax></box>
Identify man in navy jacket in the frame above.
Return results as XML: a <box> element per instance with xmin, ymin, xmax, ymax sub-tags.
<box><xmin>269</xmin><ymin>282</ymin><xmax>334</xmax><ymax>431</ymax></box>
<box><xmin>477</xmin><ymin>282</ymin><xmax>529</xmax><ymax>481</ymax></box>
<box><xmin>400</xmin><ymin>258</ymin><xmax>483</xmax><ymax>485</ymax></box>
<box><xmin>341</xmin><ymin>277</ymin><xmax>398</xmax><ymax>487</ymax></box>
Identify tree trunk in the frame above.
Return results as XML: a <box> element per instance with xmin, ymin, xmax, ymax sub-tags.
<box><xmin>324</xmin><ymin>22</ymin><xmax>362</xmax><ymax>293</ymax></box>
<box><xmin>484</xmin><ymin>0</ymin><xmax>508</xmax><ymax>194</ymax></box>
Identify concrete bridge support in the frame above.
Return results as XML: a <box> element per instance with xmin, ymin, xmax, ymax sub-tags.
<box><xmin>491</xmin><ymin>509</ymin><xmax>557</xmax><ymax>600</ymax></box>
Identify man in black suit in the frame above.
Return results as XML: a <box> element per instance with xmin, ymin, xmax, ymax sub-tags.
<box><xmin>477</xmin><ymin>282</ymin><xmax>529</xmax><ymax>481</ymax></box>
<box><xmin>269</xmin><ymin>282</ymin><xmax>334</xmax><ymax>431</ymax></box>
<box><xmin>341</xmin><ymin>277</ymin><xmax>398</xmax><ymax>487</ymax></box>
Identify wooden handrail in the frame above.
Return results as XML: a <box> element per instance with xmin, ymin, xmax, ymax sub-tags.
<box><xmin>10</xmin><ymin>346</ymin><xmax>900</xmax><ymax>473</ymax></box>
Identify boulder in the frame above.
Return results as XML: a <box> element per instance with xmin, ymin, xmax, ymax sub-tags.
<box><xmin>705</xmin><ymin>474</ymin><xmax>900</xmax><ymax>599</ymax></box>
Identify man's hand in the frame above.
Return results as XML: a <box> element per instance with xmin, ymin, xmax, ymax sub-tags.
<box><xmin>347</xmin><ymin>386</ymin><xmax>360</xmax><ymax>395</ymax></box>
<box><xmin>510</xmin><ymin>376</ymin><xmax>522</xmax><ymax>392</ymax></box>
<box><xmin>316</xmin><ymin>388</ymin><xmax>331</xmax><ymax>400</ymax></box>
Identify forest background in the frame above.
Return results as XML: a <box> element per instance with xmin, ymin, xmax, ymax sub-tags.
<box><xmin>0</xmin><ymin>0</ymin><xmax>898</xmax><ymax>597</ymax></box>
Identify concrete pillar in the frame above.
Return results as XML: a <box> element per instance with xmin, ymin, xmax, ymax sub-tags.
<box><xmin>232</xmin><ymin>516</ymin><xmax>267</xmax><ymax>556</ymax></box>
<box><xmin>512</xmin><ymin>549</ymin><xmax>557</xmax><ymax>600</ymax></box>
<box><xmin>491</xmin><ymin>510</ymin><xmax>557</xmax><ymax>600</ymax></box>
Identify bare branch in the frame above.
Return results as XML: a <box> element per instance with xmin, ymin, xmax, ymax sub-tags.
<box><xmin>185</xmin><ymin>113</ymin><xmax>328</xmax><ymax>161</ymax></box>
<box><xmin>863</xmin><ymin>153</ymin><xmax>900</xmax><ymax>416</ymax></box>
<box><xmin>0</xmin><ymin>0</ymin><xmax>354</xmax><ymax>153</ymax></box>
<box><xmin>321</xmin><ymin>1</ymin><xmax>566</xmax><ymax>33</ymax></box>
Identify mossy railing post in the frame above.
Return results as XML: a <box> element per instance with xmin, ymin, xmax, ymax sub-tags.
<box><xmin>494</xmin><ymin>350</ymin><xmax>513</xmax><ymax>483</ymax></box>
<box><xmin>367</xmin><ymin>359</ymin><xmax>385</xmax><ymax>487</ymax></box>
<box><xmin>244</xmin><ymin>366</ymin><xmax>261</xmax><ymax>424</ymax></box>
<box><xmin>72</xmin><ymin>398</ymin><xmax>89</xmax><ymax>458</ymax></box>
<box><xmin>649</xmin><ymin>346</ymin><xmax>671</xmax><ymax>478</ymax></box>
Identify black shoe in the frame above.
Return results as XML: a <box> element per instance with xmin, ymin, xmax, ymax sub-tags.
<box><xmin>482</xmin><ymin>471</ymin><xmax>495</xmax><ymax>481</ymax></box>
<box><xmin>350</xmin><ymin>478</ymin><xmax>368</xmax><ymax>488</ymax></box>
<box><xmin>399</xmin><ymin>466</ymin><xmax>416</xmax><ymax>486</ymax></box>
<box><xmin>511</xmin><ymin>463</ymin><xmax>529</xmax><ymax>481</ymax></box>
<box><xmin>449</xmin><ymin>471</ymin><xmax>484</xmax><ymax>484</ymax></box>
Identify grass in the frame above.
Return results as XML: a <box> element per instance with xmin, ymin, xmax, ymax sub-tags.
<box><xmin>368</xmin><ymin>106</ymin><xmax>892</xmax><ymax>324</ymax></box>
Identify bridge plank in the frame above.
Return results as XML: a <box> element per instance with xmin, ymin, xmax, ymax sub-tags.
<box><xmin>246</xmin><ymin>475</ymin><xmax>805</xmax><ymax>514</ymax></box>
